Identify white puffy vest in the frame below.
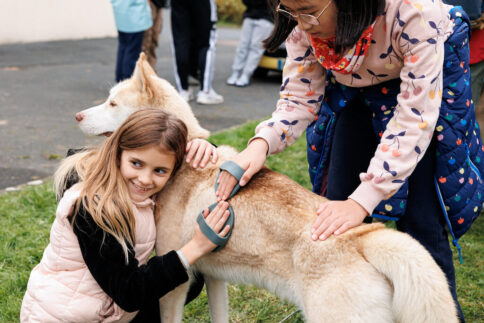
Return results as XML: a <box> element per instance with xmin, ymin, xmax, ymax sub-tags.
<box><xmin>20</xmin><ymin>184</ymin><xmax>156</xmax><ymax>322</ymax></box>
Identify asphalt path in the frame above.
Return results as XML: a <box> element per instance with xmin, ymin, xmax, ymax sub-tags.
<box><xmin>0</xmin><ymin>13</ymin><xmax>282</xmax><ymax>190</ymax></box>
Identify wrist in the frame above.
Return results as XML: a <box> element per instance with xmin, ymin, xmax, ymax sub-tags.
<box><xmin>180</xmin><ymin>239</ymin><xmax>207</xmax><ymax>266</ymax></box>
<box><xmin>176</xmin><ymin>250</ymin><xmax>191</xmax><ymax>270</ymax></box>
<box><xmin>348</xmin><ymin>198</ymin><xmax>369</xmax><ymax>219</ymax></box>
<box><xmin>249</xmin><ymin>138</ymin><xmax>269</xmax><ymax>155</ymax></box>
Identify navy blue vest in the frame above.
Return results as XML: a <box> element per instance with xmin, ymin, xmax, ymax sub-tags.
<box><xmin>306</xmin><ymin>8</ymin><xmax>483</xmax><ymax>247</ymax></box>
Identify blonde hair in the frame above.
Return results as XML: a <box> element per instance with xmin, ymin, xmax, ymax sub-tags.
<box><xmin>55</xmin><ymin>109</ymin><xmax>187</xmax><ymax>262</ymax></box>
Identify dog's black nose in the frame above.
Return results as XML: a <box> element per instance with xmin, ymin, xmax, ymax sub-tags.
<box><xmin>75</xmin><ymin>112</ymin><xmax>84</xmax><ymax>122</ymax></box>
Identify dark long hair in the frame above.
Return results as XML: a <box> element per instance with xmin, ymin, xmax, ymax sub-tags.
<box><xmin>264</xmin><ymin>0</ymin><xmax>384</xmax><ymax>54</ymax></box>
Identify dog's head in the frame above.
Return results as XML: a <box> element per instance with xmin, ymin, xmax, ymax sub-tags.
<box><xmin>75</xmin><ymin>53</ymin><xmax>210</xmax><ymax>140</ymax></box>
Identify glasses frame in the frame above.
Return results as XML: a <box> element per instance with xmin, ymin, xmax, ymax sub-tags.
<box><xmin>276</xmin><ymin>0</ymin><xmax>333</xmax><ymax>26</ymax></box>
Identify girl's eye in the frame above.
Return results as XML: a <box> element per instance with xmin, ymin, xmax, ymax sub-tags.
<box><xmin>155</xmin><ymin>168</ymin><xmax>166</xmax><ymax>175</ymax></box>
<box><xmin>131</xmin><ymin>161</ymin><xmax>142</xmax><ymax>167</ymax></box>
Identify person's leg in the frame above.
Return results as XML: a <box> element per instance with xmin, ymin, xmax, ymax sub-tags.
<box><xmin>115</xmin><ymin>31</ymin><xmax>128</xmax><ymax>83</ymax></box>
<box><xmin>227</xmin><ymin>18</ymin><xmax>253</xmax><ymax>85</ymax></box>
<box><xmin>170</xmin><ymin>0</ymin><xmax>191</xmax><ymax>92</ymax></box>
<box><xmin>396</xmin><ymin>139</ymin><xmax>465</xmax><ymax>322</ymax></box>
<box><xmin>326</xmin><ymin>99</ymin><xmax>378</xmax><ymax>200</ymax></box>
<box><xmin>237</xmin><ymin>18</ymin><xmax>274</xmax><ymax>86</ymax></box>
<box><xmin>193</xmin><ymin>0</ymin><xmax>223</xmax><ymax>104</ymax></box>
<box><xmin>120</xmin><ymin>31</ymin><xmax>144</xmax><ymax>81</ymax></box>
<box><xmin>193</xmin><ymin>0</ymin><xmax>217</xmax><ymax>93</ymax></box>
<box><xmin>189</xmin><ymin>31</ymin><xmax>200</xmax><ymax>82</ymax></box>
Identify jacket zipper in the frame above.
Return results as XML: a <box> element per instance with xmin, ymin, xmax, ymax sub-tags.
<box><xmin>466</xmin><ymin>144</ymin><xmax>482</xmax><ymax>182</ymax></box>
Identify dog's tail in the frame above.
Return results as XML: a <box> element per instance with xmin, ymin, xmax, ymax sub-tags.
<box><xmin>360</xmin><ymin>228</ymin><xmax>458</xmax><ymax>323</ymax></box>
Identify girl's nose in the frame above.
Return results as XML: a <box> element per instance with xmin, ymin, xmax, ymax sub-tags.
<box><xmin>138</xmin><ymin>171</ymin><xmax>152</xmax><ymax>185</ymax></box>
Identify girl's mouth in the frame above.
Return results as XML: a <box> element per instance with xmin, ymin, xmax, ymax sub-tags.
<box><xmin>131</xmin><ymin>181</ymin><xmax>153</xmax><ymax>193</ymax></box>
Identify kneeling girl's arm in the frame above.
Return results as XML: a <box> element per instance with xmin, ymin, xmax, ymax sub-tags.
<box><xmin>73</xmin><ymin>201</ymin><xmax>230</xmax><ymax>312</ymax></box>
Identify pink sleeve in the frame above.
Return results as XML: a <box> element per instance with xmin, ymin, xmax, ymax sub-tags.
<box><xmin>350</xmin><ymin>6</ymin><xmax>446</xmax><ymax>214</ymax></box>
<box><xmin>250</xmin><ymin>27</ymin><xmax>327</xmax><ymax>155</ymax></box>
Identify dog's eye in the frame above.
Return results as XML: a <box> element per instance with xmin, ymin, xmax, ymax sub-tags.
<box><xmin>109</xmin><ymin>101</ymin><xmax>117</xmax><ymax>107</ymax></box>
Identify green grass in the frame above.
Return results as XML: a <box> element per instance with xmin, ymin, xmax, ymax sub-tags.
<box><xmin>1</xmin><ymin>120</ymin><xmax>482</xmax><ymax>322</ymax></box>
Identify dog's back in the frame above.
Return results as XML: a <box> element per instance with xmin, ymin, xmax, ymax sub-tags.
<box><xmin>155</xmin><ymin>145</ymin><xmax>458</xmax><ymax>322</ymax></box>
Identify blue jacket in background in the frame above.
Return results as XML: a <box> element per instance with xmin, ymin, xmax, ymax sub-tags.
<box><xmin>110</xmin><ymin>0</ymin><xmax>153</xmax><ymax>33</ymax></box>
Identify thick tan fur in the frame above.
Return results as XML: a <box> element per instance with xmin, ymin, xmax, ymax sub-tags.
<box><xmin>155</xmin><ymin>146</ymin><xmax>457</xmax><ymax>323</ymax></box>
<box><xmin>72</xmin><ymin>54</ymin><xmax>459</xmax><ymax>322</ymax></box>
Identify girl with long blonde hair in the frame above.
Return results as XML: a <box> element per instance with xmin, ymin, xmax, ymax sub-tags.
<box><xmin>21</xmin><ymin>109</ymin><xmax>229</xmax><ymax>322</ymax></box>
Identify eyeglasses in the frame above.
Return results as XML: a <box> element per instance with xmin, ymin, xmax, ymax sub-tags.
<box><xmin>276</xmin><ymin>0</ymin><xmax>333</xmax><ymax>25</ymax></box>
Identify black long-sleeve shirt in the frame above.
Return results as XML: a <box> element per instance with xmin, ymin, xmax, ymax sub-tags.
<box><xmin>72</xmin><ymin>204</ymin><xmax>189</xmax><ymax>312</ymax></box>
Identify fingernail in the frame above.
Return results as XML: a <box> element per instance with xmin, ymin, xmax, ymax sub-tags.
<box><xmin>240</xmin><ymin>180</ymin><xmax>246</xmax><ymax>186</ymax></box>
<box><xmin>186</xmin><ymin>158</ymin><xmax>190</xmax><ymax>162</ymax></box>
<box><xmin>311</xmin><ymin>234</ymin><xmax>317</xmax><ymax>240</ymax></box>
<box><xmin>319</xmin><ymin>235</ymin><xmax>326</xmax><ymax>240</ymax></box>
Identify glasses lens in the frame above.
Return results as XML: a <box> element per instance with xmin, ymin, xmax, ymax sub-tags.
<box><xmin>277</xmin><ymin>9</ymin><xmax>297</xmax><ymax>21</ymax></box>
<box><xmin>299</xmin><ymin>14</ymin><xmax>319</xmax><ymax>25</ymax></box>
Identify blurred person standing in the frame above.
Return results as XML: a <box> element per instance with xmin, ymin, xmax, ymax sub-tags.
<box><xmin>171</xmin><ymin>0</ymin><xmax>224</xmax><ymax>104</ymax></box>
<box><xmin>111</xmin><ymin>0</ymin><xmax>153</xmax><ymax>82</ymax></box>
<box><xmin>226</xmin><ymin>0</ymin><xmax>274</xmax><ymax>87</ymax></box>
<box><xmin>142</xmin><ymin>0</ymin><xmax>167</xmax><ymax>69</ymax></box>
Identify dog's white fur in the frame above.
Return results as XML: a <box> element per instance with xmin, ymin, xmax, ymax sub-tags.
<box><xmin>75</xmin><ymin>55</ymin><xmax>209</xmax><ymax>140</ymax></box>
<box><xmin>74</xmin><ymin>54</ymin><xmax>458</xmax><ymax>323</ymax></box>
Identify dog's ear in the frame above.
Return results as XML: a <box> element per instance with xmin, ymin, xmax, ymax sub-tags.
<box><xmin>132</xmin><ymin>53</ymin><xmax>156</xmax><ymax>101</ymax></box>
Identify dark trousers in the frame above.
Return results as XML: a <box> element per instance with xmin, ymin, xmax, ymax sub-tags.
<box><xmin>171</xmin><ymin>0</ymin><xmax>216</xmax><ymax>91</ymax></box>
<box><xmin>115</xmin><ymin>30</ymin><xmax>144</xmax><ymax>83</ymax></box>
<box><xmin>326</xmin><ymin>99</ymin><xmax>465</xmax><ymax>322</ymax></box>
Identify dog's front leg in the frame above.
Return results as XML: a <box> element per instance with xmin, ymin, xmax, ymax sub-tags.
<box><xmin>205</xmin><ymin>277</ymin><xmax>229</xmax><ymax>323</ymax></box>
<box><xmin>159</xmin><ymin>281</ymin><xmax>190</xmax><ymax>323</ymax></box>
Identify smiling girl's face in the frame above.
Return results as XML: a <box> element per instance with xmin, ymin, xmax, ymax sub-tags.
<box><xmin>119</xmin><ymin>145</ymin><xmax>176</xmax><ymax>202</ymax></box>
<box><xmin>279</xmin><ymin>0</ymin><xmax>337</xmax><ymax>39</ymax></box>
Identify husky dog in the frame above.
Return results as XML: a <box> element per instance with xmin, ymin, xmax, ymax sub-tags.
<box><xmin>72</xmin><ymin>53</ymin><xmax>458</xmax><ymax>322</ymax></box>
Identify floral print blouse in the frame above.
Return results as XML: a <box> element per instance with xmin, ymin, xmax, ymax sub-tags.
<box><xmin>253</xmin><ymin>0</ymin><xmax>455</xmax><ymax>214</ymax></box>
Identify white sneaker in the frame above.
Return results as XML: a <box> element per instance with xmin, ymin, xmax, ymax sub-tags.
<box><xmin>226</xmin><ymin>72</ymin><xmax>240</xmax><ymax>86</ymax></box>
<box><xmin>188</xmin><ymin>75</ymin><xmax>200</xmax><ymax>86</ymax></box>
<box><xmin>196</xmin><ymin>88</ymin><xmax>224</xmax><ymax>105</ymax></box>
<box><xmin>179</xmin><ymin>89</ymin><xmax>194</xmax><ymax>102</ymax></box>
<box><xmin>235</xmin><ymin>74</ymin><xmax>250</xmax><ymax>87</ymax></box>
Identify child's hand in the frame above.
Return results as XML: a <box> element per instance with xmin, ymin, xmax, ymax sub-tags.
<box><xmin>186</xmin><ymin>139</ymin><xmax>217</xmax><ymax>169</ymax></box>
<box><xmin>216</xmin><ymin>138</ymin><xmax>268</xmax><ymax>201</ymax></box>
<box><xmin>192</xmin><ymin>202</ymin><xmax>231</xmax><ymax>254</ymax></box>
<box><xmin>311</xmin><ymin>199</ymin><xmax>368</xmax><ymax>241</ymax></box>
